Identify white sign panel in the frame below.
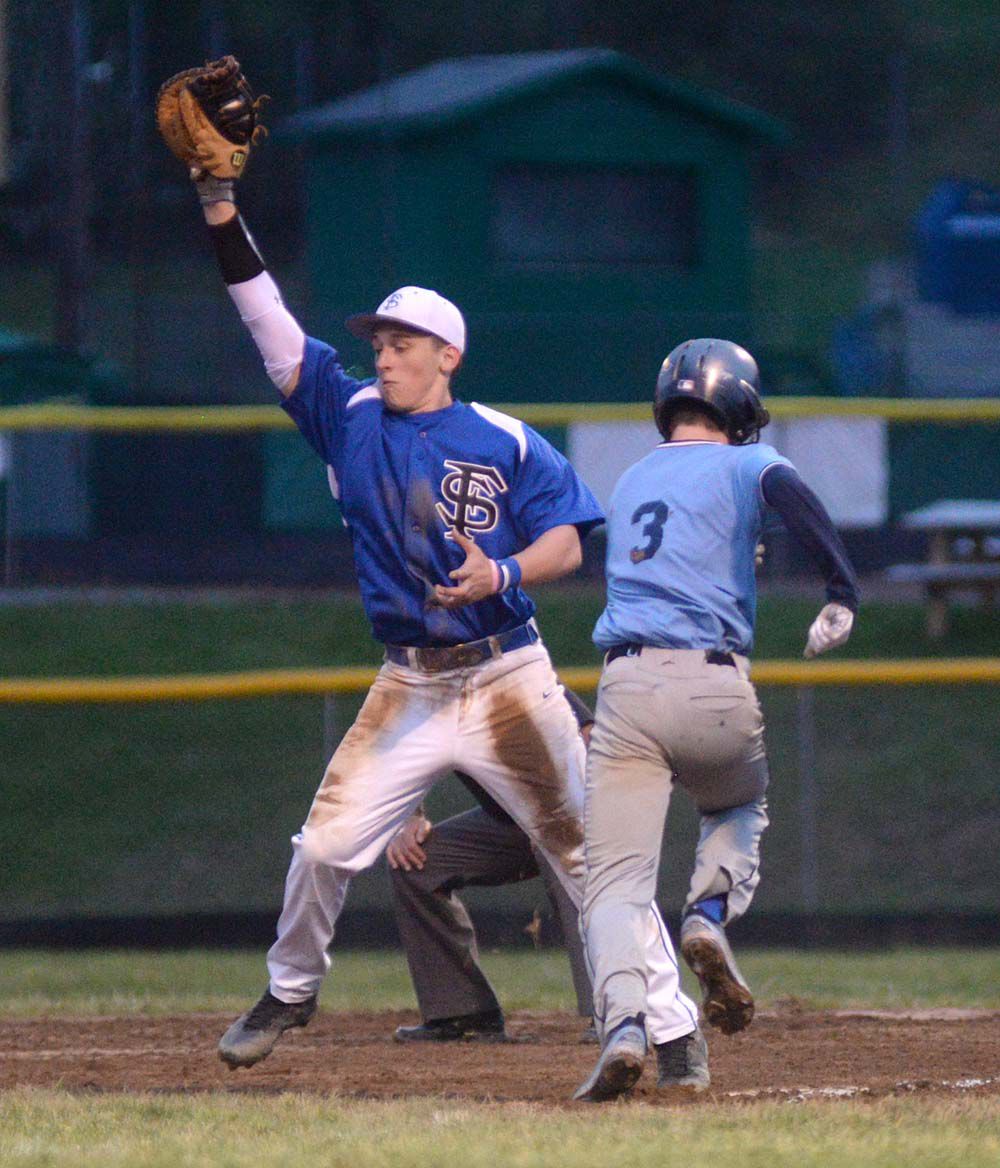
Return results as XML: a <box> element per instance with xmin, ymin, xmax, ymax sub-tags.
<box><xmin>768</xmin><ymin>418</ymin><xmax>888</xmax><ymax>528</ymax></box>
<box><xmin>568</xmin><ymin>417</ymin><xmax>888</xmax><ymax>528</ymax></box>
<box><xmin>567</xmin><ymin>421</ymin><xmax>661</xmax><ymax>513</ymax></box>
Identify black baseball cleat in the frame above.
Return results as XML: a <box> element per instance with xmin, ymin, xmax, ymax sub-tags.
<box><xmin>218</xmin><ymin>989</ymin><xmax>317</xmax><ymax>1069</ymax></box>
<box><xmin>680</xmin><ymin>914</ymin><xmax>755</xmax><ymax>1035</ymax></box>
<box><xmin>654</xmin><ymin>1027</ymin><xmax>711</xmax><ymax>1092</ymax></box>
<box><xmin>393</xmin><ymin>1008</ymin><xmax>508</xmax><ymax>1043</ymax></box>
<box><xmin>579</xmin><ymin>1020</ymin><xmax>600</xmax><ymax>1045</ymax></box>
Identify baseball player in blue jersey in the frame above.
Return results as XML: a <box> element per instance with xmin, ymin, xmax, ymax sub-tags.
<box><xmin>193</xmin><ymin>186</ymin><xmax>704</xmax><ymax>1079</ymax></box>
<box><xmin>574</xmin><ymin>338</ymin><xmax>859</xmax><ymax>1102</ymax></box>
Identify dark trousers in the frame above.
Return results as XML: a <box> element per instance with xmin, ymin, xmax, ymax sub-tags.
<box><xmin>388</xmin><ymin>806</ymin><xmax>593</xmax><ymax>1021</ymax></box>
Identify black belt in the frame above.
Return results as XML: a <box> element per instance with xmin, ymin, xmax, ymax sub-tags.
<box><xmin>385</xmin><ymin>622</ymin><xmax>538</xmax><ymax>672</ymax></box>
<box><xmin>604</xmin><ymin>644</ymin><xmax>736</xmax><ymax>668</ymax></box>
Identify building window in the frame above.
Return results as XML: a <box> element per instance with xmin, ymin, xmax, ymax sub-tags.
<box><xmin>491</xmin><ymin>165</ymin><xmax>699</xmax><ymax>268</ymax></box>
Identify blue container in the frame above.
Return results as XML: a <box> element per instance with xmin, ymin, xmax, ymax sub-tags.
<box><xmin>915</xmin><ymin>180</ymin><xmax>1000</xmax><ymax>314</ymax></box>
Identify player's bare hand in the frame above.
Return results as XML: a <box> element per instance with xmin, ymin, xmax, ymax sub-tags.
<box><xmin>387</xmin><ymin>814</ymin><xmax>432</xmax><ymax>871</ymax></box>
<box><xmin>433</xmin><ymin>529</ymin><xmax>497</xmax><ymax>608</ymax></box>
<box><xmin>804</xmin><ymin>602</ymin><xmax>854</xmax><ymax>658</ymax></box>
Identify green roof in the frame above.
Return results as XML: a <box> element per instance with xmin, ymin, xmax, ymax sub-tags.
<box><xmin>279</xmin><ymin>49</ymin><xmax>788</xmax><ymax>144</ymax></box>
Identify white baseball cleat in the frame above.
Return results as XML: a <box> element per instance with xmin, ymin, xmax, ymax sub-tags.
<box><xmin>572</xmin><ymin>1017</ymin><xmax>647</xmax><ymax>1102</ymax></box>
<box><xmin>680</xmin><ymin>914</ymin><xmax>755</xmax><ymax>1035</ymax></box>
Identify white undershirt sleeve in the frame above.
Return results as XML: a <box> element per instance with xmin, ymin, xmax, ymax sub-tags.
<box><xmin>227</xmin><ymin>271</ymin><xmax>306</xmax><ymax>392</ymax></box>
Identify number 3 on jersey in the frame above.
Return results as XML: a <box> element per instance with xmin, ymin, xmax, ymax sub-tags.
<box><xmin>630</xmin><ymin>500</ymin><xmax>669</xmax><ymax>563</ymax></box>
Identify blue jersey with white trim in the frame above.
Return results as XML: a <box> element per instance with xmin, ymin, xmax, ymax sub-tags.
<box><xmin>593</xmin><ymin>440</ymin><xmax>792</xmax><ymax>654</ymax></box>
<box><xmin>283</xmin><ymin>337</ymin><xmax>604</xmax><ymax>647</ymax></box>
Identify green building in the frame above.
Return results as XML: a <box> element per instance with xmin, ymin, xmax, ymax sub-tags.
<box><xmin>281</xmin><ymin>49</ymin><xmax>787</xmax><ymax>403</ymax></box>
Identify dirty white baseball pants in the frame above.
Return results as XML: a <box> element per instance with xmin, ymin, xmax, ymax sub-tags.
<box><xmin>582</xmin><ymin>648</ymin><xmax>770</xmax><ymax>1038</ymax></box>
<box><xmin>267</xmin><ymin>639</ymin><xmax>697</xmax><ymax>1044</ymax></box>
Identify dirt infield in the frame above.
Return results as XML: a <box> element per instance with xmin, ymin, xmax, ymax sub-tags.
<box><xmin>4</xmin><ymin>1007</ymin><xmax>999</xmax><ymax>1105</ymax></box>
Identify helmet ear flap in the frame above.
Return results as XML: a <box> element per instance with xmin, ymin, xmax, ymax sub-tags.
<box><xmin>743</xmin><ymin>389</ymin><xmax>770</xmax><ymax>443</ymax></box>
<box><xmin>653</xmin><ymin>397</ymin><xmax>672</xmax><ymax>441</ymax></box>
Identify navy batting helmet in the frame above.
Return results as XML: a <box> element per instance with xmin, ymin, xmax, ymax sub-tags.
<box><xmin>654</xmin><ymin>338</ymin><xmax>770</xmax><ymax>445</ymax></box>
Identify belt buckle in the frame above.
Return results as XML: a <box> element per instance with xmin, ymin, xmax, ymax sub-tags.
<box><xmin>450</xmin><ymin>641</ymin><xmax>491</xmax><ymax>669</ymax></box>
<box><xmin>406</xmin><ymin>624</ymin><xmax>530</xmax><ymax>673</ymax></box>
<box><xmin>414</xmin><ymin>646</ymin><xmax>449</xmax><ymax>671</ymax></box>
<box><xmin>416</xmin><ymin>640</ymin><xmax>489</xmax><ymax>671</ymax></box>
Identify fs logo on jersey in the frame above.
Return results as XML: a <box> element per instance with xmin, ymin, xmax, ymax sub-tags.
<box><xmin>435</xmin><ymin>460</ymin><xmax>509</xmax><ymax>537</ymax></box>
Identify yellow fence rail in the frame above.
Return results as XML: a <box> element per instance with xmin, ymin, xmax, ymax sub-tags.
<box><xmin>2</xmin><ymin>658</ymin><xmax>999</xmax><ymax>703</ymax></box>
<box><xmin>2</xmin><ymin>398</ymin><xmax>1000</xmax><ymax>432</ymax></box>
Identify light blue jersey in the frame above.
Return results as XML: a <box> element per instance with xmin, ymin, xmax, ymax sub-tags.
<box><xmin>593</xmin><ymin>440</ymin><xmax>792</xmax><ymax>654</ymax></box>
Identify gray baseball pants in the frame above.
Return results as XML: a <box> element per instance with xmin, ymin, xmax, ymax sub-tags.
<box><xmin>582</xmin><ymin>648</ymin><xmax>770</xmax><ymax>1037</ymax></box>
<box><xmin>389</xmin><ymin>806</ymin><xmax>592</xmax><ymax>1020</ymax></box>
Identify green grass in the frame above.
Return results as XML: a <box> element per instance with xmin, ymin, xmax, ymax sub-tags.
<box><xmin>743</xmin><ymin>948</ymin><xmax>1000</xmax><ymax>1010</ymax></box>
<box><xmin>2</xmin><ymin>948</ymin><xmax>998</xmax><ymax>1018</ymax></box>
<box><xmin>6</xmin><ymin>590</ymin><xmax>1000</xmax><ymax>677</ymax></box>
<box><xmin>1</xmin><ymin>1091</ymin><xmax>998</xmax><ymax>1168</ymax></box>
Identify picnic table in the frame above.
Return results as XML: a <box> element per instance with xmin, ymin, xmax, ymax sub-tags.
<box><xmin>886</xmin><ymin>499</ymin><xmax>1000</xmax><ymax>637</ymax></box>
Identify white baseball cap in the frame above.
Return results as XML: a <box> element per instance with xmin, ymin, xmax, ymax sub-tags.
<box><xmin>345</xmin><ymin>286</ymin><xmax>467</xmax><ymax>353</ymax></box>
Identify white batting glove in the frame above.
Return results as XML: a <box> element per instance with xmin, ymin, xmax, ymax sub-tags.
<box><xmin>803</xmin><ymin>603</ymin><xmax>854</xmax><ymax>659</ymax></box>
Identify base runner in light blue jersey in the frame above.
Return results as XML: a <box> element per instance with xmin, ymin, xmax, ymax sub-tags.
<box><xmin>593</xmin><ymin>438</ymin><xmax>792</xmax><ymax>655</ymax></box>
<box><xmin>183</xmin><ymin>161</ymin><xmax>701</xmax><ymax>1079</ymax></box>
<box><xmin>575</xmin><ymin>339</ymin><xmax>859</xmax><ymax>1103</ymax></box>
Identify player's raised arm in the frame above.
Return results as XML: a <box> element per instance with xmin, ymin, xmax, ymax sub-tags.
<box><xmin>202</xmin><ymin>199</ymin><xmax>305</xmax><ymax>397</ymax></box>
<box><xmin>156</xmin><ymin>57</ymin><xmax>304</xmax><ymax>397</ymax></box>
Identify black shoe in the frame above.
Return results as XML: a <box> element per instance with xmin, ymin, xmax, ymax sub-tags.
<box><xmin>654</xmin><ymin>1027</ymin><xmax>710</xmax><ymax>1092</ymax></box>
<box><xmin>218</xmin><ymin>989</ymin><xmax>318</xmax><ymax>1069</ymax></box>
<box><xmin>393</xmin><ymin>1009</ymin><xmax>507</xmax><ymax>1043</ymax></box>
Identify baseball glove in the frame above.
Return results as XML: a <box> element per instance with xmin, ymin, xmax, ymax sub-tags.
<box><xmin>155</xmin><ymin>55</ymin><xmax>267</xmax><ymax>181</ymax></box>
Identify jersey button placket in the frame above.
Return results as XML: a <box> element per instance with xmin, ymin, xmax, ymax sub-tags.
<box><xmin>412</xmin><ymin>431</ymin><xmax>430</xmax><ymax>531</ymax></box>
